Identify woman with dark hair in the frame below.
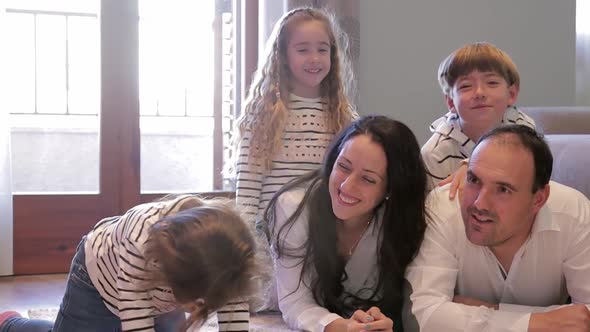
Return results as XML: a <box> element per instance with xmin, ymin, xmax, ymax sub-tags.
<box><xmin>265</xmin><ymin>115</ymin><xmax>429</xmax><ymax>332</ymax></box>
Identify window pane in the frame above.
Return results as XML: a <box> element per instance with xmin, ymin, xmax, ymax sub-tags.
<box><xmin>10</xmin><ymin>115</ymin><xmax>99</xmax><ymax>193</ymax></box>
<box><xmin>7</xmin><ymin>4</ymin><xmax>100</xmax><ymax>193</ymax></box>
<box><xmin>5</xmin><ymin>14</ymin><xmax>35</xmax><ymax>114</ymax></box>
<box><xmin>140</xmin><ymin>117</ymin><xmax>214</xmax><ymax>193</ymax></box>
<box><xmin>36</xmin><ymin>14</ymin><xmax>67</xmax><ymax>114</ymax></box>
<box><xmin>68</xmin><ymin>16</ymin><xmax>100</xmax><ymax>115</ymax></box>
<box><xmin>138</xmin><ymin>0</ymin><xmax>216</xmax><ymax>193</ymax></box>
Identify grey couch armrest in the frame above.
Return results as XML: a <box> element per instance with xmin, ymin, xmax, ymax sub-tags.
<box><xmin>521</xmin><ymin>107</ymin><xmax>590</xmax><ymax>135</ymax></box>
<box><xmin>545</xmin><ymin>134</ymin><xmax>590</xmax><ymax>199</ymax></box>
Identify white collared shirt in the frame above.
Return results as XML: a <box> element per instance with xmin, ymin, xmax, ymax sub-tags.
<box><xmin>271</xmin><ymin>187</ymin><xmax>381</xmax><ymax>332</ymax></box>
<box><xmin>404</xmin><ymin>181</ymin><xmax>590</xmax><ymax>332</ymax></box>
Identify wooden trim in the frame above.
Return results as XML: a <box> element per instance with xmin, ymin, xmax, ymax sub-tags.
<box><xmin>13</xmin><ymin>195</ymin><xmax>102</xmax><ymax>274</ymax></box>
<box><xmin>100</xmin><ymin>0</ymin><xmax>140</xmax><ymax>215</ymax></box>
<box><xmin>11</xmin><ymin>1</ymin><xmax>239</xmax><ymax>275</ymax></box>
<box><xmin>12</xmin><ymin>0</ymin><xmax>142</xmax><ymax>275</ymax></box>
<box><xmin>241</xmin><ymin>0</ymin><xmax>258</xmax><ymax>106</ymax></box>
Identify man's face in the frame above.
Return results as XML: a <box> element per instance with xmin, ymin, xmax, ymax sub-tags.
<box><xmin>460</xmin><ymin>136</ymin><xmax>548</xmax><ymax>252</ymax></box>
<box><xmin>446</xmin><ymin>70</ymin><xmax>519</xmax><ymax>142</ymax></box>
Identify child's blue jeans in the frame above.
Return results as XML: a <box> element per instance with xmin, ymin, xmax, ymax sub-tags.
<box><xmin>0</xmin><ymin>238</ymin><xmax>185</xmax><ymax>332</ymax></box>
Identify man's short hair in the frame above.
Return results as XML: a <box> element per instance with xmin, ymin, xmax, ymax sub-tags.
<box><xmin>476</xmin><ymin>125</ymin><xmax>552</xmax><ymax>192</ymax></box>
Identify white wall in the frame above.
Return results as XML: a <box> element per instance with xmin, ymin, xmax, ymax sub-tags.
<box><xmin>360</xmin><ymin>0</ymin><xmax>576</xmax><ymax>144</ymax></box>
<box><xmin>0</xmin><ymin>0</ymin><xmax>14</xmax><ymax>276</ymax></box>
<box><xmin>0</xmin><ymin>114</ymin><xmax>12</xmax><ymax>276</ymax></box>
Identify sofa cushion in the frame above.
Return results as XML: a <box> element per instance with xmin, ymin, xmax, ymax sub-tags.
<box><xmin>545</xmin><ymin>134</ymin><xmax>590</xmax><ymax>199</ymax></box>
<box><xmin>521</xmin><ymin>107</ymin><xmax>590</xmax><ymax>135</ymax></box>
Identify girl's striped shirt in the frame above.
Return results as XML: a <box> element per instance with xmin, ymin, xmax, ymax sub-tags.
<box><xmin>84</xmin><ymin>195</ymin><xmax>250</xmax><ymax>332</ymax></box>
<box><xmin>236</xmin><ymin>94</ymin><xmax>334</xmax><ymax>225</ymax></box>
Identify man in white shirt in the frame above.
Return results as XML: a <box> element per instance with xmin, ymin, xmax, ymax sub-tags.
<box><xmin>404</xmin><ymin>125</ymin><xmax>590</xmax><ymax>332</ymax></box>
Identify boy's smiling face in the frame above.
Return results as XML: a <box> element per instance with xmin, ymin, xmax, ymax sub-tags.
<box><xmin>446</xmin><ymin>69</ymin><xmax>519</xmax><ymax>142</ymax></box>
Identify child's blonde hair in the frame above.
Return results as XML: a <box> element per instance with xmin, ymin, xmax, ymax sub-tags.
<box><xmin>144</xmin><ymin>196</ymin><xmax>262</xmax><ymax>331</ymax></box>
<box><xmin>235</xmin><ymin>7</ymin><xmax>356</xmax><ymax>170</ymax></box>
<box><xmin>438</xmin><ymin>42</ymin><xmax>520</xmax><ymax>96</ymax></box>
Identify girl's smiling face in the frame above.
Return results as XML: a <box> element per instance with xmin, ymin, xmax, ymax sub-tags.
<box><xmin>286</xmin><ymin>20</ymin><xmax>331</xmax><ymax>98</ymax></box>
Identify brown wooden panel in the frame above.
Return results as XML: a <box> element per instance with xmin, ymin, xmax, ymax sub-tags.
<box><xmin>13</xmin><ymin>195</ymin><xmax>103</xmax><ymax>274</ymax></box>
<box><xmin>12</xmin><ymin>192</ymin><xmax>233</xmax><ymax>275</ymax></box>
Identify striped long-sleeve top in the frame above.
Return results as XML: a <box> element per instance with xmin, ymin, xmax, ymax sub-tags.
<box><xmin>84</xmin><ymin>195</ymin><xmax>249</xmax><ymax>332</ymax></box>
<box><xmin>235</xmin><ymin>94</ymin><xmax>335</xmax><ymax>226</ymax></box>
<box><xmin>421</xmin><ymin>106</ymin><xmax>536</xmax><ymax>189</ymax></box>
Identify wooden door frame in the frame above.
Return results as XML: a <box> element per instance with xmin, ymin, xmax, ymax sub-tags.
<box><xmin>13</xmin><ymin>0</ymin><xmax>256</xmax><ymax>275</ymax></box>
<box><xmin>13</xmin><ymin>0</ymin><xmax>140</xmax><ymax>274</ymax></box>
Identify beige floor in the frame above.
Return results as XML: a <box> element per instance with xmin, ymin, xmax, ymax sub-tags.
<box><xmin>0</xmin><ymin>273</ymin><xmax>296</xmax><ymax>331</ymax></box>
<box><xmin>0</xmin><ymin>274</ymin><xmax>67</xmax><ymax>317</ymax></box>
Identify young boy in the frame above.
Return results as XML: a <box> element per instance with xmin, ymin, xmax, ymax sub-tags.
<box><xmin>422</xmin><ymin>42</ymin><xmax>536</xmax><ymax>188</ymax></box>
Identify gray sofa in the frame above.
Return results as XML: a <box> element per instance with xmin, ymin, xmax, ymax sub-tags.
<box><xmin>521</xmin><ymin>106</ymin><xmax>590</xmax><ymax>198</ymax></box>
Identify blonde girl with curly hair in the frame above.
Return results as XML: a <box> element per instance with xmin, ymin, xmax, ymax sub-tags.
<box><xmin>234</xmin><ymin>7</ymin><xmax>356</xmax><ymax>239</ymax></box>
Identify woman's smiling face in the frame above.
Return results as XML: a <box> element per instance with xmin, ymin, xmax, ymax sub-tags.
<box><xmin>328</xmin><ymin>134</ymin><xmax>388</xmax><ymax>225</ymax></box>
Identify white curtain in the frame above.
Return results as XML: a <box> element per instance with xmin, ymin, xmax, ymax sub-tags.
<box><xmin>577</xmin><ymin>0</ymin><xmax>590</xmax><ymax>106</ymax></box>
<box><xmin>0</xmin><ymin>0</ymin><xmax>14</xmax><ymax>276</ymax></box>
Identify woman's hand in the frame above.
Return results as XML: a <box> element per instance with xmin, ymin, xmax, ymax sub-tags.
<box><xmin>326</xmin><ymin>307</ymin><xmax>394</xmax><ymax>331</ymax></box>
<box><xmin>351</xmin><ymin>307</ymin><xmax>394</xmax><ymax>331</ymax></box>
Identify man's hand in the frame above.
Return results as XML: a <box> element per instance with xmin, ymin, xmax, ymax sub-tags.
<box><xmin>453</xmin><ymin>295</ymin><xmax>498</xmax><ymax>310</ymax></box>
<box><xmin>529</xmin><ymin>304</ymin><xmax>590</xmax><ymax>332</ymax></box>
